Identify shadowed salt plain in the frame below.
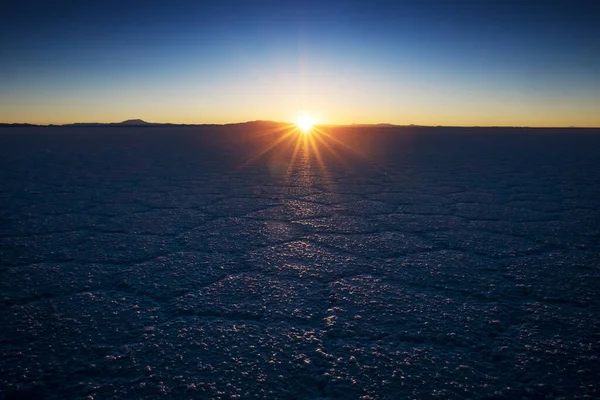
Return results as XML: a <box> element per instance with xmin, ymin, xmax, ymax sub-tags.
<box><xmin>1</xmin><ymin>125</ymin><xmax>599</xmax><ymax>399</ymax></box>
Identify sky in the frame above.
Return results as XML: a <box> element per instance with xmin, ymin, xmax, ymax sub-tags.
<box><xmin>1</xmin><ymin>0</ymin><xmax>599</xmax><ymax>126</ymax></box>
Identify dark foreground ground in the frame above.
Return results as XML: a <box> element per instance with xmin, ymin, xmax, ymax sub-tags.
<box><xmin>1</xmin><ymin>125</ymin><xmax>599</xmax><ymax>399</ymax></box>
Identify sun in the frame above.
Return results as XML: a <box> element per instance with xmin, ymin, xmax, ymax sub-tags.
<box><xmin>296</xmin><ymin>115</ymin><xmax>315</xmax><ymax>134</ymax></box>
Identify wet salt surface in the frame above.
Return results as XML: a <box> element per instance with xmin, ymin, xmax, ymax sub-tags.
<box><xmin>1</xmin><ymin>126</ymin><xmax>599</xmax><ymax>399</ymax></box>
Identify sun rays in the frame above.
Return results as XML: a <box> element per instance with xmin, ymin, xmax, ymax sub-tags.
<box><xmin>237</xmin><ymin>120</ymin><xmax>385</xmax><ymax>188</ymax></box>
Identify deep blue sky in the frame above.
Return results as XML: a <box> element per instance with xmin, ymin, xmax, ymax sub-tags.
<box><xmin>1</xmin><ymin>0</ymin><xmax>599</xmax><ymax>125</ymax></box>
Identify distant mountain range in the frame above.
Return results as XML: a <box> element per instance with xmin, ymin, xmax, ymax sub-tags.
<box><xmin>64</xmin><ymin>119</ymin><xmax>181</xmax><ymax>127</ymax></box>
<box><xmin>0</xmin><ymin>119</ymin><xmax>285</xmax><ymax>128</ymax></box>
<box><xmin>0</xmin><ymin>119</ymin><xmax>441</xmax><ymax>128</ymax></box>
<box><xmin>0</xmin><ymin>120</ymin><xmax>596</xmax><ymax>129</ymax></box>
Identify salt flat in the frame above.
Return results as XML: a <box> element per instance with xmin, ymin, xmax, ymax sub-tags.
<box><xmin>1</xmin><ymin>125</ymin><xmax>599</xmax><ymax>399</ymax></box>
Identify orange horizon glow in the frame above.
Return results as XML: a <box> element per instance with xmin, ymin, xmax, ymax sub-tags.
<box><xmin>2</xmin><ymin>109</ymin><xmax>599</xmax><ymax>128</ymax></box>
<box><xmin>1</xmin><ymin>97</ymin><xmax>600</xmax><ymax>128</ymax></box>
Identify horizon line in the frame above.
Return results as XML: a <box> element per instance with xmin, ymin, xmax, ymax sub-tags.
<box><xmin>0</xmin><ymin>119</ymin><xmax>598</xmax><ymax>129</ymax></box>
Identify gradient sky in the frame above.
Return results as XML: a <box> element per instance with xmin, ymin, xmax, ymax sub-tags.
<box><xmin>1</xmin><ymin>0</ymin><xmax>599</xmax><ymax>126</ymax></box>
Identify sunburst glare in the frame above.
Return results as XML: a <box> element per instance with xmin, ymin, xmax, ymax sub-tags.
<box><xmin>238</xmin><ymin>119</ymin><xmax>384</xmax><ymax>189</ymax></box>
<box><xmin>296</xmin><ymin>115</ymin><xmax>315</xmax><ymax>134</ymax></box>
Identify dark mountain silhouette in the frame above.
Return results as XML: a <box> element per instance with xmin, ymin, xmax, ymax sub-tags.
<box><xmin>119</xmin><ymin>119</ymin><xmax>152</xmax><ymax>125</ymax></box>
<box><xmin>0</xmin><ymin>123</ymin><xmax>38</xmax><ymax>127</ymax></box>
<box><xmin>1</xmin><ymin>120</ymin><xmax>598</xmax><ymax>129</ymax></box>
